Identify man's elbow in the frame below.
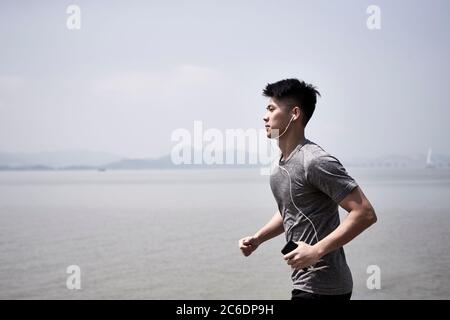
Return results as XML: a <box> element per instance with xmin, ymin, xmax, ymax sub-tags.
<box><xmin>363</xmin><ymin>206</ymin><xmax>377</xmax><ymax>226</ymax></box>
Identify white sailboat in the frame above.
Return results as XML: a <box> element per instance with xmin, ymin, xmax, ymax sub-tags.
<box><xmin>426</xmin><ymin>147</ymin><xmax>435</xmax><ymax>168</ymax></box>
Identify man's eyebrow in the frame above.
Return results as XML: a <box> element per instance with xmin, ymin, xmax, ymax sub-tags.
<box><xmin>266</xmin><ymin>104</ymin><xmax>275</xmax><ymax>109</ymax></box>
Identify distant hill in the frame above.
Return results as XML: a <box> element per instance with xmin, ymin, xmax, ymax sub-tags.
<box><xmin>104</xmin><ymin>157</ymin><xmax>165</xmax><ymax>170</ymax></box>
<box><xmin>0</xmin><ymin>150</ymin><xmax>124</xmax><ymax>168</ymax></box>
<box><xmin>0</xmin><ymin>150</ymin><xmax>449</xmax><ymax>171</ymax></box>
<box><xmin>342</xmin><ymin>153</ymin><xmax>450</xmax><ymax>168</ymax></box>
<box><xmin>0</xmin><ymin>164</ymin><xmax>54</xmax><ymax>171</ymax></box>
<box><xmin>103</xmin><ymin>153</ymin><xmax>261</xmax><ymax>170</ymax></box>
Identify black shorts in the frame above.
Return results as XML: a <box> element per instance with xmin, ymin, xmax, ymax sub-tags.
<box><xmin>291</xmin><ymin>289</ymin><xmax>352</xmax><ymax>301</ymax></box>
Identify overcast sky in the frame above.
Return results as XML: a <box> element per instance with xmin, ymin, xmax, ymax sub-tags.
<box><xmin>0</xmin><ymin>0</ymin><xmax>449</xmax><ymax>159</ymax></box>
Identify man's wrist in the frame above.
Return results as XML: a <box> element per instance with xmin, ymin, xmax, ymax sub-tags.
<box><xmin>253</xmin><ymin>233</ymin><xmax>264</xmax><ymax>245</ymax></box>
<box><xmin>313</xmin><ymin>241</ymin><xmax>327</xmax><ymax>259</ymax></box>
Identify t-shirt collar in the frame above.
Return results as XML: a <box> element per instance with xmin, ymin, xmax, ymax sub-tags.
<box><xmin>279</xmin><ymin>137</ymin><xmax>308</xmax><ymax>165</ymax></box>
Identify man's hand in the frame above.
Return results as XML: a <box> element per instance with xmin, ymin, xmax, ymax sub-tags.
<box><xmin>238</xmin><ymin>235</ymin><xmax>261</xmax><ymax>257</ymax></box>
<box><xmin>283</xmin><ymin>241</ymin><xmax>321</xmax><ymax>270</ymax></box>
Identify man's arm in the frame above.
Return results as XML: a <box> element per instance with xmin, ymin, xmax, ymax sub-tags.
<box><xmin>254</xmin><ymin>210</ymin><xmax>284</xmax><ymax>244</ymax></box>
<box><xmin>314</xmin><ymin>186</ymin><xmax>377</xmax><ymax>258</ymax></box>
<box><xmin>239</xmin><ymin>210</ymin><xmax>284</xmax><ymax>256</ymax></box>
<box><xmin>284</xmin><ymin>186</ymin><xmax>377</xmax><ymax>269</ymax></box>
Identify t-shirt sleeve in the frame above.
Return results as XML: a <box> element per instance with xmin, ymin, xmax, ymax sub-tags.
<box><xmin>306</xmin><ymin>155</ymin><xmax>358</xmax><ymax>204</ymax></box>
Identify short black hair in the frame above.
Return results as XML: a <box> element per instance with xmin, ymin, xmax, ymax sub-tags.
<box><xmin>263</xmin><ymin>78</ymin><xmax>321</xmax><ymax>126</ymax></box>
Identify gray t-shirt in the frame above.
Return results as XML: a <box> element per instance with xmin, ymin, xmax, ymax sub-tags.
<box><xmin>270</xmin><ymin>138</ymin><xmax>358</xmax><ymax>295</ymax></box>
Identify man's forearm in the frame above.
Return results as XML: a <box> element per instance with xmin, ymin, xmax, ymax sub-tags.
<box><xmin>254</xmin><ymin>211</ymin><xmax>284</xmax><ymax>244</ymax></box>
<box><xmin>314</xmin><ymin>208</ymin><xmax>377</xmax><ymax>258</ymax></box>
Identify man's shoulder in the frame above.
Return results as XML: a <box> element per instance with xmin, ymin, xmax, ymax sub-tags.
<box><xmin>301</xmin><ymin>140</ymin><xmax>332</xmax><ymax>166</ymax></box>
<box><xmin>299</xmin><ymin>140</ymin><xmax>348</xmax><ymax>180</ymax></box>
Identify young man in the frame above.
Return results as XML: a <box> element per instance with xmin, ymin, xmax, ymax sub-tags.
<box><xmin>238</xmin><ymin>78</ymin><xmax>377</xmax><ymax>300</ymax></box>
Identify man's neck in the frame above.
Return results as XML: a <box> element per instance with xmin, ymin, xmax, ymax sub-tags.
<box><xmin>279</xmin><ymin>130</ymin><xmax>305</xmax><ymax>160</ymax></box>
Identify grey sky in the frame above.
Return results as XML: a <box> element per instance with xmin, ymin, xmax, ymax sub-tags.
<box><xmin>0</xmin><ymin>0</ymin><xmax>449</xmax><ymax>159</ymax></box>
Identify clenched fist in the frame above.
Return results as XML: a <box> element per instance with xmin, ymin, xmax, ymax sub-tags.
<box><xmin>238</xmin><ymin>235</ymin><xmax>261</xmax><ymax>256</ymax></box>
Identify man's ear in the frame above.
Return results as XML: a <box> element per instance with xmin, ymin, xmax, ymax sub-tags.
<box><xmin>292</xmin><ymin>106</ymin><xmax>302</xmax><ymax>122</ymax></box>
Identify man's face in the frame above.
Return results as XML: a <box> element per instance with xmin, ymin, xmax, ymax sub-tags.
<box><xmin>263</xmin><ymin>98</ymin><xmax>291</xmax><ymax>139</ymax></box>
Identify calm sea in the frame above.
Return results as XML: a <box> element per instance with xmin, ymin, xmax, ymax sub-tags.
<box><xmin>0</xmin><ymin>168</ymin><xmax>449</xmax><ymax>299</ymax></box>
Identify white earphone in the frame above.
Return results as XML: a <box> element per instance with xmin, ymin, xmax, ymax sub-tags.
<box><xmin>275</xmin><ymin>115</ymin><xmax>296</xmax><ymax>138</ymax></box>
<box><xmin>277</xmin><ymin>164</ymin><xmax>329</xmax><ymax>272</ymax></box>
